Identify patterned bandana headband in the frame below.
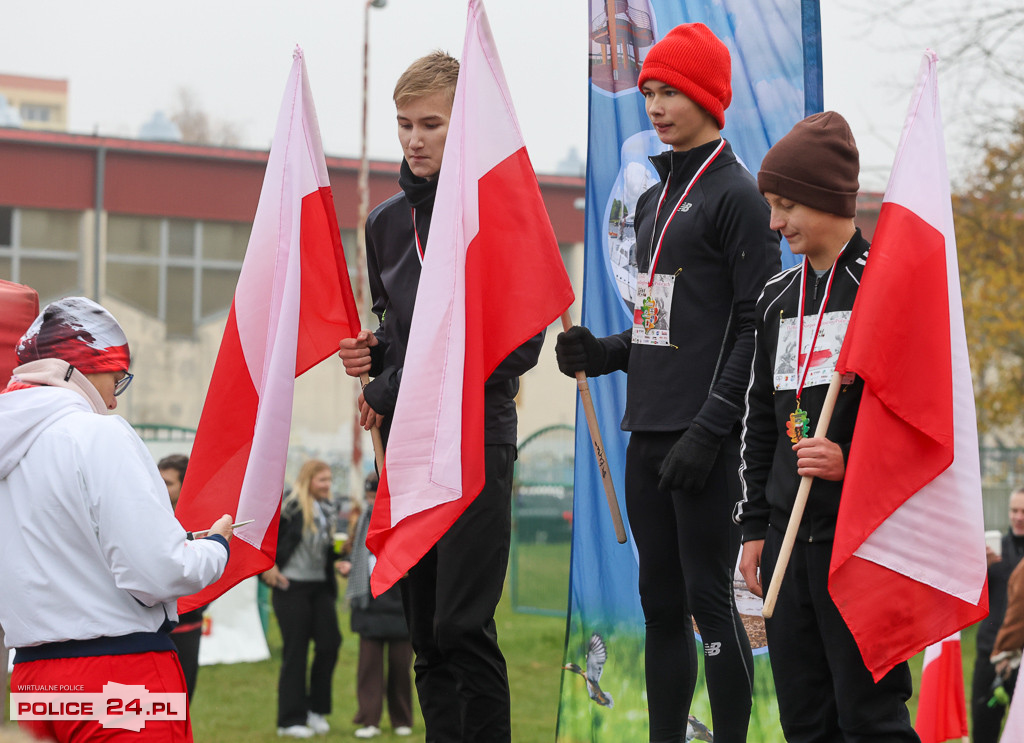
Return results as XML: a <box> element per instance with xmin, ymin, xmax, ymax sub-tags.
<box><xmin>17</xmin><ymin>297</ymin><xmax>131</xmax><ymax>374</ymax></box>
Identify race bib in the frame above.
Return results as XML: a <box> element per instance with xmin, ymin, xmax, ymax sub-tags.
<box><xmin>631</xmin><ymin>272</ymin><xmax>675</xmax><ymax>346</ymax></box>
<box><xmin>774</xmin><ymin>310</ymin><xmax>854</xmax><ymax>389</ymax></box>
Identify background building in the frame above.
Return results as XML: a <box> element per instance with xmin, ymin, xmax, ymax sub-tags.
<box><xmin>0</xmin><ymin>127</ymin><xmax>585</xmax><ymax>489</ymax></box>
<box><xmin>0</xmin><ymin>74</ymin><xmax>68</xmax><ymax>131</ymax></box>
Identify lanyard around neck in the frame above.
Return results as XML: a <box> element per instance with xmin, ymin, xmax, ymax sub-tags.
<box><xmin>411</xmin><ymin>207</ymin><xmax>424</xmax><ymax>265</ymax></box>
<box><xmin>645</xmin><ymin>139</ymin><xmax>726</xmax><ymax>287</ymax></box>
<box><xmin>793</xmin><ymin>251</ymin><xmax>844</xmax><ymax>401</ymax></box>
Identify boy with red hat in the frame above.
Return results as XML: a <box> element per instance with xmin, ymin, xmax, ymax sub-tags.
<box><xmin>735</xmin><ymin>112</ymin><xmax>920</xmax><ymax>741</ymax></box>
<box><xmin>556</xmin><ymin>23</ymin><xmax>780</xmax><ymax>743</ymax></box>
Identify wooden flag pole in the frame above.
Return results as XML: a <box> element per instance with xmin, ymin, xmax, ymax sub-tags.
<box><xmin>762</xmin><ymin>371</ymin><xmax>843</xmax><ymax>618</ymax></box>
<box><xmin>561</xmin><ymin>313</ymin><xmax>627</xmax><ymax>544</ymax></box>
<box><xmin>360</xmin><ymin>372</ymin><xmax>386</xmax><ymax>473</ymax></box>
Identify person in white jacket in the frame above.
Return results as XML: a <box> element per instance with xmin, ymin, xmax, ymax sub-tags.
<box><xmin>0</xmin><ymin>297</ymin><xmax>232</xmax><ymax>743</ymax></box>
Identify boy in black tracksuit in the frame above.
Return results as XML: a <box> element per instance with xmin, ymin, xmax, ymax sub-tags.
<box><xmin>735</xmin><ymin>111</ymin><xmax>919</xmax><ymax>741</ymax></box>
<box><xmin>556</xmin><ymin>24</ymin><xmax>780</xmax><ymax>743</ymax></box>
<box><xmin>338</xmin><ymin>52</ymin><xmax>542</xmax><ymax>743</ymax></box>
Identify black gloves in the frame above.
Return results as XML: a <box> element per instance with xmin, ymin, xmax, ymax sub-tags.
<box><xmin>658</xmin><ymin>423</ymin><xmax>722</xmax><ymax>494</ymax></box>
<box><xmin>555</xmin><ymin>325</ymin><xmax>607</xmax><ymax>378</ymax></box>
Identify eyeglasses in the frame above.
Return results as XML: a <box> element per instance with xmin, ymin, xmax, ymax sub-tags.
<box><xmin>114</xmin><ymin>371</ymin><xmax>134</xmax><ymax>397</ymax></box>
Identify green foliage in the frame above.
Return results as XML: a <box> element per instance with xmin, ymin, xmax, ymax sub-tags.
<box><xmin>956</xmin><ymin>113</ymin><xmax>1024</xmax><ymax>438</ymax></box>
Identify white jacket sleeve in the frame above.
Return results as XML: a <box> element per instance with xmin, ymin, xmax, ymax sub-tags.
<box><xmin>80</xmin><ymin>417</ymin><xmax>229</xmax><ymax>607</ymax></box>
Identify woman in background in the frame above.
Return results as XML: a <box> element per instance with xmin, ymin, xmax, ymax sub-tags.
<box><xmin>263</xmin><ymin>460</ymin><xmax>342</xmax><ymax>738</ymax></box>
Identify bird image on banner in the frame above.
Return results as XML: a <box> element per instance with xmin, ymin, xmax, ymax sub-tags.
<box><xmin>685</xmin><ymin>715</ymin><xmax>714</xmax><ymax>742</ymax></box>
<box><xmin>562</xmin><ymin>632</ymin><xmax>614</xmax><ymax>708</ymax></box>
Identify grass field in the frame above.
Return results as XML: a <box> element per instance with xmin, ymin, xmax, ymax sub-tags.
<box><xmin>184</xmin><ymin>580</ymin><xmax>980</xmax><ymax>743</ymax></box>
<box><xmin>186</xmin><ymin>583</ymin><xmax>567</xmax><ymax>742</ymax></box>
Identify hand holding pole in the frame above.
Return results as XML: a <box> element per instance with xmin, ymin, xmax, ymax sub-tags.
<box><xmin>561</xmin><ymin>313</ymin><xmax>627</xmax><ymax>544</ymax></box>
<box><xmin>761</xmin><ymin>371</ymin><xmax>843</xmax><ymax>618</ymax></box>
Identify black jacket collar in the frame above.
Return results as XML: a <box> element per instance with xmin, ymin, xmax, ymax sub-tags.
<box><xmin>398</xmin><ymin>158</ymin><xmax>437</xmax><ymax>210</ymax></box>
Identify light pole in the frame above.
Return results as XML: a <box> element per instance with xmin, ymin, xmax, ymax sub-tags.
<box><xmin>352</xmin><ymin>0</ymin><xmax>387</xmax><ymax>486</ymax></box>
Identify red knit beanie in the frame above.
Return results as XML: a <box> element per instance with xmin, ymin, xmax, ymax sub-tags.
<box><xmin>637</xmin><ymin>23</ymin><xmax>732</xmax><ymax>129</ymax></box>
<box><xmin>758</xmin><ymin>111</ymin><xmax>860</xmax><ymax>218</ymax></box>
<box><xmin>17</xmin><ymin>297</ymin><xmax>131</xmax><ymax>374</ymax></box>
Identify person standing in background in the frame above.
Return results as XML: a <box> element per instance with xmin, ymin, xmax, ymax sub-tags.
<box><xmin>159</xmin><ymin>453</ymin><xmax>206</xmax><ymax>703</ymax></box>
<box><xmin>262</xmin><ymin>460</ymin><xmax>342</xmax><ymax>739</ymax></box>
<box><xmin>338</xmin><ymin>474</ymin><xmax>414</xmax><ymax>739</ymax></box>
<box><xmin>973</xmin><ymin>488</ymin><xmax>1024</xmax><ymax>741</ymax></box>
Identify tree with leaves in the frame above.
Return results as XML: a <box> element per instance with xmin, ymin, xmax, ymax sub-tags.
<box><xmin>956</xmin><ymin>112</ymin><xmax>1024</xmax><ymax>441</ymax></box>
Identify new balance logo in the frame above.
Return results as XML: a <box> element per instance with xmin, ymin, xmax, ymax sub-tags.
<box><xmin>703</xmin><ymin>641</ymin><xmax>722</xmax><ymax>657</ymax></box>
<box><xmin>677</xmin><ymin>202</ymin><xmax>693</xmax><ymax>213</ymax></box>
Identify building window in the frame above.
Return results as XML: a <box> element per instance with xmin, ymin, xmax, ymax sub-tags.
<box><xmin>20</xmin><ymin>104</ymin><xmax>54</xmax><ymax>123</ymax></box>
<box><xmin>0</xmin><ymin>206</ymin><xmax>83</xmax><ymax>302</ymax></box>
<box><xmin>106</xmin><ymin>214</ymin><xmax>247</xmax><ymax>337</ymax></box>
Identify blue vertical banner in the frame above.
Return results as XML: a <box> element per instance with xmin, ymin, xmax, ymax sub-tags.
<box><xmin>557</xmin><ymin>2</ymin><xmax>821</xmax><ymax>741</ymax></box>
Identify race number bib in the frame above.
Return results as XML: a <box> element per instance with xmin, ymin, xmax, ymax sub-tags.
<box><xmin>774</xmin><ymin>310</ymin><xmax>854</xmax><ymax>389</ymax></box>
<box><xmin>631</xmin><ymin>272</ymin><xmax>675</xmax><ymax>346</ymax></box>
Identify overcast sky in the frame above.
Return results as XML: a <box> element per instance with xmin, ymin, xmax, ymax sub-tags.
<box><xmin>2</xmin><ymin>1</ymin><xmax>1001</xmax><ymax>192</ymax></box>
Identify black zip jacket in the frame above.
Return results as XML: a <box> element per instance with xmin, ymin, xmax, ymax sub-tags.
<box><xmin>736</xmin><ymin>231</ymin><xmax>870</xmax><ymax>543</ymax></box>
<box><xmin>362</xmin><ymin>160</ymin><xmax>544</xmax><ymax>445</ymax></box>
<box><xmin>595</xmin><ymin>139</ymin><xmax>781</xmax><ymax>436</ymax></box>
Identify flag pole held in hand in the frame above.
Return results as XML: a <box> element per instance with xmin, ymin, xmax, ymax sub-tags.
<box><xmin>360</xmin><ymin>372</ymin><xmax>385</xmax><ymax>472</ymax></box>
<box><xmin>561</xmin><ymin>312</ymin><xmax>626</xmax><ymax>544</ymax></box>
<box><xmin>762</xmin><ymin>371</ymin><xmax>842</xmax><ymax>618</ymax></box>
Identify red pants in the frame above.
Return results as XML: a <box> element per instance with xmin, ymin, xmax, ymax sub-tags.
<box><xmin>11</xmin><ymin>651</ymin><xmax>192</xmax><ymax>742</ymax></box>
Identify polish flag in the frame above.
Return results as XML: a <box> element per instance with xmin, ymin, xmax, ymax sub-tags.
<box><xmin>915</xmin><ymin>633</ymin><xmax>969</xmax><ymax>743</ymax></box>
<box><xmin>830</xmin><ymin>50</ymin><xmax>987</xmax><ymax>679</ymax></box>
<box><xmin>365</xmin><ymin>0</ymin><xmax>575</xmax><ymax>596</ymax></box>
<box><xmin>176</xmin><ymin>48</ymin><xmax>360</xmax><ymax>612</ymax></box>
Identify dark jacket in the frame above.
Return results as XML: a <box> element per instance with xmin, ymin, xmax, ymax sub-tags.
<box><xmin>363</xmin><ymin>160</ymin><xmax>544</xmax><ymax>445</ymax></box>
<box><xmin>594</xmin><ymin>139</ymin><xmax>781</xmax><ymax>436</ymax></box>
<box><xmin>736</xmin><ymin>232</ymin><xmax>870</xmax><ymax>543</ymax></box>
<box><xmin>350</xmin><ymin>585</ymin><xmax>408</xmax><ymax>640</ymax></box>
<box><xmin>978</xmin><ymin>530</ymin><xmax>1024</xmax><ymax>653</ymax></box>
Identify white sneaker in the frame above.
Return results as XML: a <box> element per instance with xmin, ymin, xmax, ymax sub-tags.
<box><xmin>394</xmin><ymin>726</ymin><xmax>413</xmax><ymax>736</ymax></box>
<box><xmin>354</xmin><ymin>726</ymin><xmax>381</xmax><ymax>739</ymax></box>
<box><xmin>306</xmin><ymin>712</ymin><xmax>330</xmax><ymax>735</ymax></box>
<box><xmin>277</xmin><ymin>725</ymin><xmax>315</xmax><ymax>738</ymax></box>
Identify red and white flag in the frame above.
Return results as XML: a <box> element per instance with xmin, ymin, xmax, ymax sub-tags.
<box><xmin>365</xmin><ymin>0</ymin><xmax>575</xmax><ymax>596</ymax></box>
<box><xmin>176</xmin><ymin>48</ymin><xmax>360</xmax><ymax>612</ymax></box>
<box><xmin>830</xmin><ymin>50</ymin><xmax>988</xmax><ymax>679</ymax></box>
<box><xmin>915</xmin><ymin>632</ymin><xmax>969</xmax><ymax>743</ymax></box>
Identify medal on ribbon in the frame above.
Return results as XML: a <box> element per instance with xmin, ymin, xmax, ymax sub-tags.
<box><xmin>787</xmin><ymin>401</ymin><xmax>810</xmax><ymax>443</ymax></box>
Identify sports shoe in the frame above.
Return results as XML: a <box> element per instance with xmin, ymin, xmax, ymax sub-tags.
<box><xmin>307</xmin><ymin>712</ymin><xmax>330</xmax><ymax>735</ymax></box>
<box><xmin>394</xmin><ymin>726</ymin><xmax>413</xmax><ymax>736</ymax></box>
<box><xmin>277</xmin><ymin>725</ymin><xmax>315</xmax><ymax>738</ymax></box>
<box><xmin>354</xmin><ymin>726</ymin><xmax>381</xmax><ymax>739</ymax></box>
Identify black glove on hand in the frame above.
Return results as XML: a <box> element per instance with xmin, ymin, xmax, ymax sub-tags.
<box><xmin>555</xmin><ymin>325</ymin><xmax>607</xmax><ymax>378</ymax></box>
<box><xmin>658</xmin><ymin>423</ymin><xmax>722</xmax><ymax>494</ymax></box>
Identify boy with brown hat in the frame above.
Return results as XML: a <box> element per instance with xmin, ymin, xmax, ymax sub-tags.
<box><xmin>735</xmin><ymin>111</ymin><xmax>919</xmax><ymax>741</ymax></box>
<box><xmin>556</xmin><ymin>22</ymin><xmax>780</xmax><ymax>743</ymax></box>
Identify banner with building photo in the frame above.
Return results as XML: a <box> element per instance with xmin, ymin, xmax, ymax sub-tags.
<box><xmin>557</xmin><ymin>2</ymin><xmax>821</xmax><ymax>740</ymax></box>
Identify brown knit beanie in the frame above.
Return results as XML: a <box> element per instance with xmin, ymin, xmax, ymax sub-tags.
<box><xmin>637</xmin><ymin>23</ymin><xmax>732</xmax><ymax>129</ymax></box>
<box><xmin>758</xmin><ymin>111</ymin><xmax>860</xmax><ymax>218</ymax></box>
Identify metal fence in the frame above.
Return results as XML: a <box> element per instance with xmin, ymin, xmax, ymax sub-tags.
<box><xmin>980</xmin><ymin>446</ymin><xmax>1024</xmax><ymax>531</ymax></box>
<box><xmin>509</xmin><ymin>424</ymin><xmax>574</xmax><ymax>616</ymax></box>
